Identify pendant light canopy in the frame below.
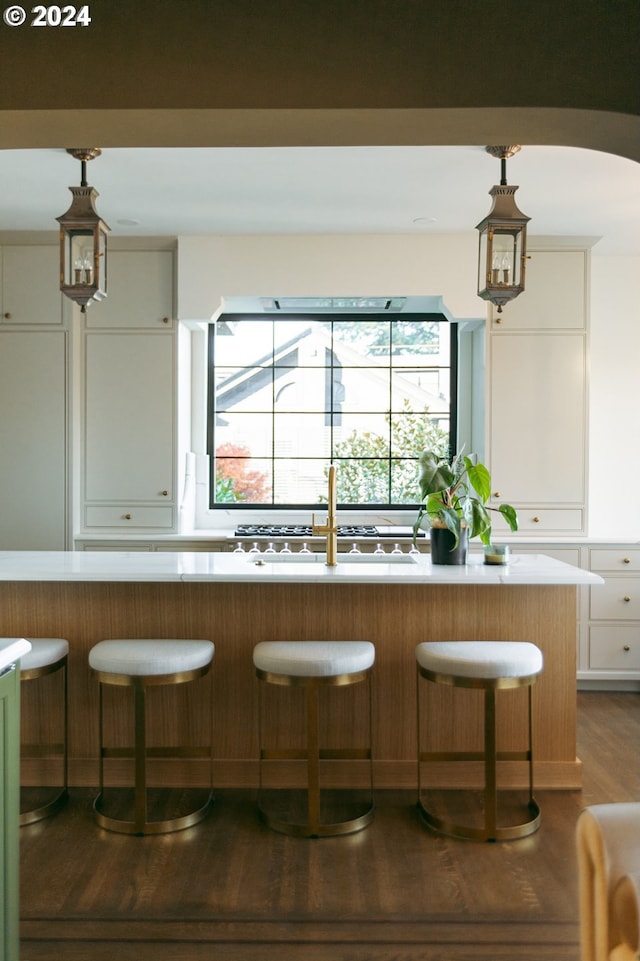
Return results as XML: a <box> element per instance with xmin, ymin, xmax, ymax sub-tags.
<box><xmin>57</xmin><ymin>148</ymin><xmax>110</xmax><ymax>312</ymax></box>
<box><xmin>476</xmin><ymin>146</ymin><xmax>530</xmax><ymax>314</ymax></box>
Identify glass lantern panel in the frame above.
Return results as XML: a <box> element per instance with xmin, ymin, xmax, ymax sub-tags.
<box><xmin>490</xmin><ymin>229</ymin><xmax>524</xmax><ymax>287</ymax></box>
<box><xmin>64</xmin><ymin>229</ymin><xmax>95</xmax><ymax>287</ymax></box>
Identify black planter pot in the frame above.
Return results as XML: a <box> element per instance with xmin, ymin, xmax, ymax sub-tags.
<box><xmin>429</xmin><ymin>526</ymin><xmax>468</xmax><ymax>565</ymax></box>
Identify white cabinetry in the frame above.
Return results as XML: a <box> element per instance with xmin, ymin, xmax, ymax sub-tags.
<box><xmin>0</xmin><ymin>242</ymin><xmax>68</xmax><ymax>549</ymax></box>
<box><xmin>0</xmin><ymin>330</ymin><xmax>68</xmax><ymax>548</ymax></box>
<box><xmin>490</xmin><ymin>249</ymin><xmax>586</xmax><ymax>331</ymax></box>
<box><xmin>584</xmin><ymin>547</ymin><xmax>640</xmax><ymax>681</ymax></box>
<box><xmin>81</xmin><ymin>248</ymin><xmax>177</xmax><ymax>533</ymax></box>
<box><xmin>1</xmin><ymin>245</ymin><xmax>63</xmax><ymax>325</ymax></box>
<box><xmin>85</xmin><ymin>250</ymin><xmax>173</xmax><ymax>329</ymax></box>
<box><xmin>487</xmin><ymin>246</ymin><xmax>589</xmax><ymax>536</ymax></box>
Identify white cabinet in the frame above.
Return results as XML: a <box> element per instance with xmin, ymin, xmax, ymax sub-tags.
<box><xmin>1</xmin><ymin>245</ymin><xmax>63</xmax><ymax>325</ymax></box>
<box><xmin>85</xmin><ymin>250</ymin><xmax>174</xmax><ymax>329</ymax></box>
<box><xmin>0</xmin><ymin>330</ymin><xmax>68</xmax><ymax>548</ymax></box>
<box><xmin>80</xmin><ymin>248</ymin><xmax>178</xmax><ymax>533</ymax></box>
<box><xmin>584</xmin><ymin>547</ymin><xmax>640</xmax><ymax>681</ymax></box>
<box><xmin>83</xmin><ymin>332</ymin><xmax>176</xmax><ymax>529</ymax></box>
<box><xmin>491</xmin><ymin>249</ymin><xmax>587</xmax><ymax>330</ymax></box>
<box><xmin>486</xmin><ymin>246</ymin><xmax>589</xmax><ymax>536</ymax></box>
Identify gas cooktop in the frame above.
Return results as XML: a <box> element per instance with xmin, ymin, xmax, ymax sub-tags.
<box><xmin>234</xmin><ymin>524</ymin><xmax>424</xmax><ymax>538</ymax></box>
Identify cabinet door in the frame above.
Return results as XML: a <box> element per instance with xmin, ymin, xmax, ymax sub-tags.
<box><xmin>0</xmin><ymin>331</ymin><xmax>67</xmax><ymax>548</ymax></box>
<box><xmin>488</xmin><ymin>332</ymin><xmax>586</xmax><ymax>506</ymax></box>
<box><xmin>84</xmin><ymin>332</ymin><xmax>175</xmax><ymax>503</ymax></box>
<box><xmin>491</xmin><ymin>250</ymin><xmax>586</xmax><ymax>330</ymax></box>
<box><xmin>85</xmin><ymin>250</ymin><xmax>174</xmax><ymax>328</ymax></box>
<box><xmin>1</xmin><ymin>246</ymin><xmax>63</xmax><ymax>325</ymax></box>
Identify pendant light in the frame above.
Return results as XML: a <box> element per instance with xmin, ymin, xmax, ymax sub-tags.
<box><xmin>57</xmin><ymin>148</ymin><xmax>110</xmax><ymax>312</ymax></box>
<box><xmin>476</xmin><ymin>145</ymin><xmax>530</xmax><ymax>314</ymax></box>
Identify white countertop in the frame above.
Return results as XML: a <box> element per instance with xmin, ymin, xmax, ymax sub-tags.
<box><xmin>0</xmin><ymin>551</ymin><xmax>603</xmax><ymax>586</ymax></box>
<box><xmin>0</xmin><ymin>637</ymin><xmax>32</xmax><ymax>672</ymax></box>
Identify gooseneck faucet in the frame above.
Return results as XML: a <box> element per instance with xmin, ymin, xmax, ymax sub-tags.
<box><xmin>312</xmin><ymin>465</ymin><xmax>338</xmax><ymax>566</ymax></box>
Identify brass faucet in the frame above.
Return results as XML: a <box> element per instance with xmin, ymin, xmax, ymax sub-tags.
<box><xmin>312</xmin><ymin>465</ymin><xmax>338</xmax><ymax>566</ymax></box>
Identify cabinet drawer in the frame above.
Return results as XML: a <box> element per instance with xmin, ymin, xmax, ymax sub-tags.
<box><xmin>85</xmin><ymin>506</ymin><xmax>174</xmax><ymax>529</ymax></box>
<box><xmin>514</xmin><ymin>547</ymin><xmax>582</xmax><ymax>566</ymax></box>
<box><xmin>590</xmin><ymin>549</ymin><xmax>640</xmax><ymax>572</ymax></box>
<box><xmin>491</xmin><ymin>508</ymin><xmax>583</xmax><ymax>534</ymax></box>
<box><xmin>590</xmin><ymin>578</ymin><xmax>640</xmax><ymax>620</ymax></box>
<box><xmin>589</xmin><ymin>626</ymin><xmax>640</xmax><ymax>670</ymax></box>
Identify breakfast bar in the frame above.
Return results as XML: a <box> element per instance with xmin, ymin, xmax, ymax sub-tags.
<box><xmin>0</xmin><ymin>550</ymin><xmax>601</xmax><ymax>792</ymax></box>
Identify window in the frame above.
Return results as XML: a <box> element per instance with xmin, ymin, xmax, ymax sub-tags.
<box><xmin>207</xmin><ymin>314</ymin><xmax>457</xmax><ymax>509</ymax></box>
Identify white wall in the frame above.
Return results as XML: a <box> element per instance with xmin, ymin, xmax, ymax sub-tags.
<box><xmin>589</xmin><ymin>255</ymin><xmax>640</xmax><ymax>536</ymax></box>
<box><xmin>177</xmin><ymin>234</ymin><xmax>483</xmax><ymax>322</ymax></box>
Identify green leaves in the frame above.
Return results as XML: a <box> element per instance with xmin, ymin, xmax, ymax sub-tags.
<box><xmin>413</xmin><ymin>449</ymin><xmax>519</xmax><ymax>548</ymax></box>
<box><xmin>465</xmin><ymin>459</ymin><xmax>491</xmax><ymax>503</ymax></box>
<box><xmin>418</xmin><ymin>450</ymin><xmax>454</xmax><ymax>500</ymax></box>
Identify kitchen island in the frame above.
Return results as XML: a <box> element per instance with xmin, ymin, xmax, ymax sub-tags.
<box><xmin>0</xmin><ymin>550</ymin><xmax>601</xmax><ymax>791</ymax></box>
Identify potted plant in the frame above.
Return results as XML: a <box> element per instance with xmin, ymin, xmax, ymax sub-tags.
<box><xmin>413</xmin><ymin>449</ymin><xmax>518</xmax><ymax>564</ymax></box>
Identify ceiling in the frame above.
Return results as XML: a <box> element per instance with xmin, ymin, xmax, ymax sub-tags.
<box><xmin>1</xmin><ymin>144</ymin><xmax>638</xmax><ymax>256</ymax></box>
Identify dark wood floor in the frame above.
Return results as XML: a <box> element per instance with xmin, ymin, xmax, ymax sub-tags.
<box><xmin>20</xmin><ymin>691</ymin><xmax>640</xmax><ymax>961</ymax></box>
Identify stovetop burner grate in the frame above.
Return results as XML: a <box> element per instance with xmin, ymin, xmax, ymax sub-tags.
<box><xmin>234</xmin><ymin>524</ymin><xmax>423</xmax><ymax>538</ymax></box>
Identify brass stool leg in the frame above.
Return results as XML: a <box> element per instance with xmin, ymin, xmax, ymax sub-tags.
<box><xmin>485</xmin><ymin>687</ymin><xmax>497</xmax><ymax>840</ymax></box>
<box><xmin>134</xmin><ymin>679</ymin><xmax>147</xmax><ymax>834</ymax></box>
<box><xmin>306</xmin><ymin>680</ymin><xmax>320</xmax><ymax>834</ymax></box>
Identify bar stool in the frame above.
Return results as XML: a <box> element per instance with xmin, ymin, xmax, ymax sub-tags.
<box><xmin>253</xmin><ymin>640</ymin><xmax>375</xmax><ymax>838</ymax></box>
<box><xmin>416</xmin><ymin>640</ymin><xmax>543</xmax><ymax>842</ymax></box>
<box><xmin>89</xmin><ymin>638</ymin><xmax>214</xmax><ymax>836</ymax></box>
<box><xmin>20</xmin><ymin>638</ymin><xmax>69</xmax><ymax>826</ymax></box>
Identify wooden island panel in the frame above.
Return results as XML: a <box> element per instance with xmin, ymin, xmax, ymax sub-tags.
<box><xmin>1</xmin><ymin>580</ymin><xmax>580</xmax><ymax>790</ymax></box>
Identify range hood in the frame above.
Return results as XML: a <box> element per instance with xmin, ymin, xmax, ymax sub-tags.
<box><xmin>220</xmin><ymin>295</ymin><xmax>454</xmax><ymax>317</ymax></box>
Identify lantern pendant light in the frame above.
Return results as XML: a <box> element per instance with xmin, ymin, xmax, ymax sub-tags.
<box><xmin>57</xmin><ymin>148</ymin><xmax>110</xmax><ymax>312</ymax></box>
<box><xmin>476</xmin><ymin>145</ymin><xmax>530</xmax><ymax>314</ymax></box>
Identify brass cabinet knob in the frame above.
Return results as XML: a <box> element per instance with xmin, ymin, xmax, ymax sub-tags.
<box><xmin>161</xmin><ymin>490</ymin><xmax>168</xmax><ymax>496</ymax></box>
<box><xmin>623</xmin><ymin>557</ymin><xmax>631</xmax><ymax>564</ymax></box>
<box><xmin>623</xmin><ymin>645</ymin><xmax>631</xmax><ymax>652</ymax></box>
<box><xmin>623</xmin><ymin>595</ymin><xmax>631</xmax><ymax>602</ymax></box>
<box><xmin>532</xmin><ymin>516</ymin><xmax>540</xmax><ymax>523</ymax></box>
<box><xmin>124</xmin><ymin>513</ymin><xmax>132</xmax><ymax>520</ymax></box>
<box><xmin>493</xmin><ymin>491</ymin><xmax>501</xmax><ymax>499</ymax></box>
<box><xmin>162</xmin><ymin>317</ymin><xmax>170</xmax><ymax>324</ymax></box>
<box><xmin>4</xmin><ymin>312</ymin><xmax>11</xmax><ymax>319</ymax></box>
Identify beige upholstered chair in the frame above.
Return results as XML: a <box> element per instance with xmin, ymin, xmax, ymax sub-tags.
<box><xmin>576</xmin><ymin>803</ymin><xmax>640</xmax><ymax>961</ymax></box>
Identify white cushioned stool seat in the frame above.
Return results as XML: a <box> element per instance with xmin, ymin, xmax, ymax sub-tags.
<box><xmin>416</xmin><ymin>639</ymin><xmax>543</xmax><ymax>842</ymax></box>
<box><xmin>254</xmin><ymin>640</ymin><xmax>375</xmax><ymax>838</ymax></box>
<box><xmin>90</xmin><ymin>638</ymin><xmax>214</xmax><ymax>836</ymax></box>
<box><xmin>89</xmin><ymin>639</ymin><xmax>214</xmax><ymax>676</ymax></box>
<box><xmin>20</xmin><ymin>638</ymin><xmax>69</xmax><ymax>826</ymax></box>
<box><xmin>21</xmin><ymin>638</ymin><xmax>69</xmax><ymax>673</ymax></box>
<box><xmin>253</xmin><ymin>640</ymin><xmax>374</xmax><ymax>677</ymax></box>
<box><xmin>416</xmin><ymin>641</ymin><xmax>543</xmax><ymax>681</ymax></box>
